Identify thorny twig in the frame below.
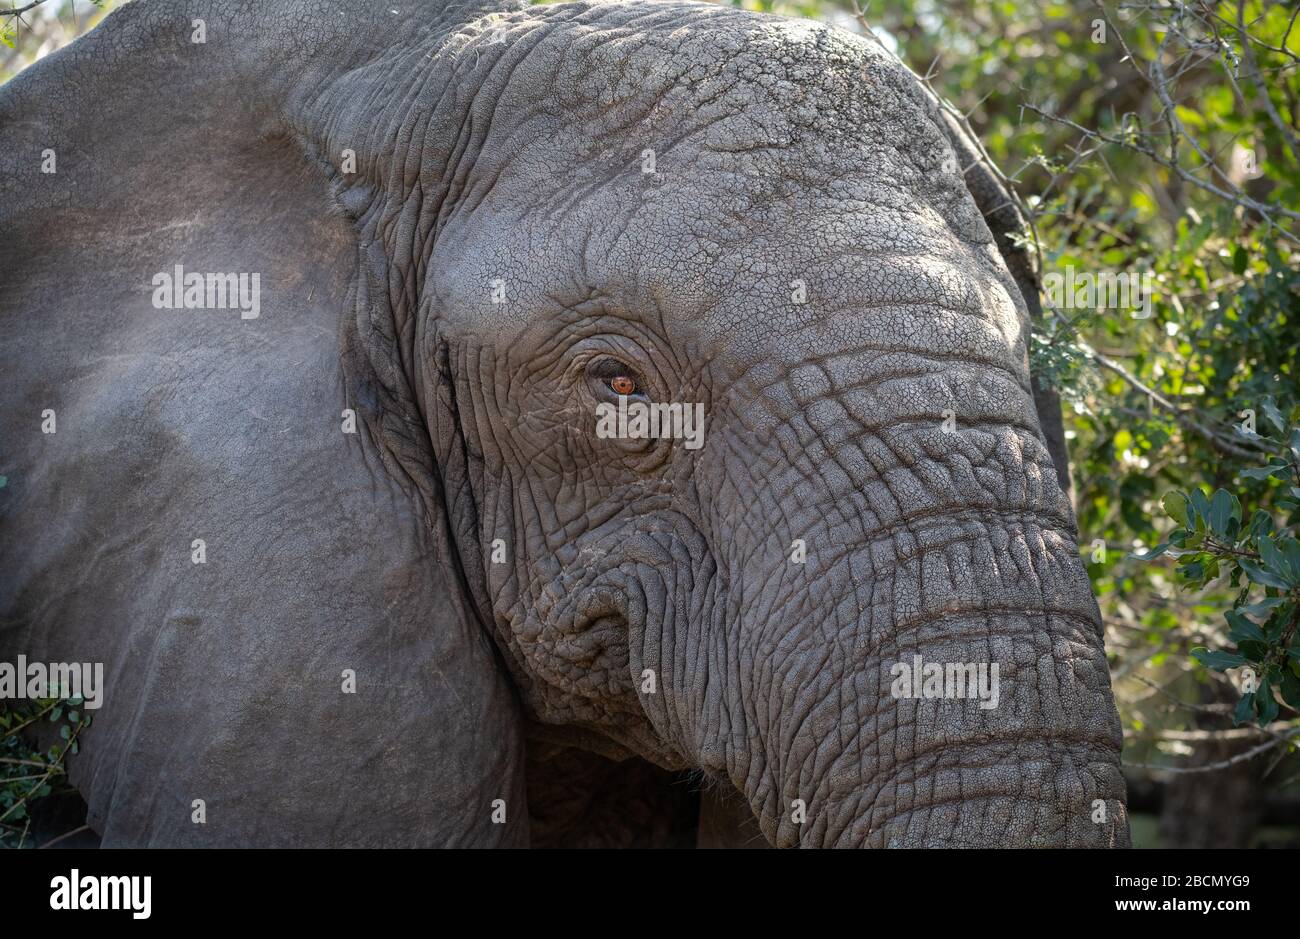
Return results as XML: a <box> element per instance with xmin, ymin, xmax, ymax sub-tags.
<box><xmin>1126</xmin><ymin>726</ymin><xmax>1300</xmax><ymax>774</ymax></box>
<box><xmin>1075</xmin><ymin>340</ymin><xmax>1271</xmax><ymax>459</ymax></box>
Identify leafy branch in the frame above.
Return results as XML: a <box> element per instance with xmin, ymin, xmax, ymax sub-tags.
<box><xmin>1134</xmin><ymin>397</ymin><xmax>1300</xmax><ymax>730</ymax></box>
<box><xmin>0</xmin><ymin>695</ymin><xmax>92</xmax><ymax>849</ymax></box>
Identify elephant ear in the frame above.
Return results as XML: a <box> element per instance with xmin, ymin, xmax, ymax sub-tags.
<box><xmin>936</xmin><ymin>107</ymin><xmax>1074</xmax><ymax>496</ymax></box>
<box><xmin>0</xmin><ymin>1</ymin><xmax>527</xmax><ymax>845</ymax></box>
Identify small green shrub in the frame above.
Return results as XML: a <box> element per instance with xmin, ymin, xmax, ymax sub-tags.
<box><xmin>0</xmin><ymin>696</ymin><xmax>91</xmax><ymax>849</ymax></box>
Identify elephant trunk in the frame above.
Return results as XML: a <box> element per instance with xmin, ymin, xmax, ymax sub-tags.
<box><xmin>691</xmin><ymin>427</ymin><xmax>1128</xmax><ymax>848</ymax></box>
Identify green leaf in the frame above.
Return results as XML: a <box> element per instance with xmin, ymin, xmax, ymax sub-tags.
<box><xmin>1234</xmin><ymin>692</ymin><xmax>1256</xmax><ymax>726</ymax></box>
<box><xmin>1225</xmin><ymin>610</ymin><xmax>1266</xmax><ymax>644</ymax></box>
<box><xmin>1208</xmin><ymin>489</ymin><xmax>1233</xmax><ymax>537</ymax></box>
<box><xmin>1232</xmin><ymin>245</ymin><xmax>1248</xmax><ymax>275</ymax></box>
<box><xmin>1262</xmin><ymin>397</ymin><xmax>1287</xmax><ymax>435</ymax></box>
<box><xmin>1241</xmin><ymin>464</ymin><xmax>1288</xmax><ymax>480</ymax></box>
<box><xmin>1238</xmin><ymin>640</ymin><xmax>1269</xmax><ymax>663</ymax></box>
<box><xmin>1130</xmin><ymin>542</ymin><xmax>1170</xmax><ymax>561</ymax></box>
<box><xmin>1279</xmin><ymin>669</ymin><xmax>1300</xmax><ymax>711</ymax></box>
<box><xmin>1248</xmin><ymin>510</ymin><xmax>1274</xmax><ymax>540</ymax></box>
<box><xmin>1241</xmin><ymin>597</ymin><xmax>1287</xmax><ymax>617</ymax></box>
<box><xmin>1283</xmin><ymin>537</ymin><xmax>1300</xmax><ymax>582</ymax></box>
<box><xmin>1188</xmin><ymin>487</ymin><xmax>1212</xmax><ymax>527</ymax></box>
<box><xmin>1191</xmin><ymin>647</ymin><xmax>1247</xmax><ymax>670</ymax></box>
<box><xmin>1258</xmin><ymin>537</ymin><xmax>1296</xmax><ymax>585</ymax></box>
<box><xmin>1161</xmin><ymin>491</ymin><xmax>1189</xmax><ymax>527</ymax></box>
<box><xmin>1240</xmin><ymin>559</ymin><xmax>1292</xmax><ymax>589</ymax></box>
<box><xmin>1257</xmin><ymin>680</ymin><xmax>1279</xmax><ymax>725</ymax></box>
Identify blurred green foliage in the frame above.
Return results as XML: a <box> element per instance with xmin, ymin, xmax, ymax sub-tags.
<box><xmin>0</xmin><ymin>0</ymin><xmax>109</xmax><ymax>81</ymax></box>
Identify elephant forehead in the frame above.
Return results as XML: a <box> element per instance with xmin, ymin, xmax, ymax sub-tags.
<box><xmin>430</xmin><ymin>169</ymin><xmax>1019</xmax><ymax>377</ymax></box>
<box><xmin>454</xmin><ymin>1</ymin><xmax>949</xmax><ymax>202</ymax></box>
<box><xmin>428</xmin><ymin>3</ymin><xmax>1012</xmax><ymax>359</ymax></box>
<box><xmin>436</xmin><ymin>185</ymin><xmax>1018</xmax><ymax>345</ymax></box>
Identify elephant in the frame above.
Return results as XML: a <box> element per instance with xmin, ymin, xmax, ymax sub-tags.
<box><xmin>0</xmin><ymin>0</ymin><xmax>1129</xmax><ymax>848</ymax></box>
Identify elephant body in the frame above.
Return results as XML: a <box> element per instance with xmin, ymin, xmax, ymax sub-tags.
<box><xmin>0</xmin><ymin>0</ymin><xmax>1128</xmax><ymax>847</ymax></box>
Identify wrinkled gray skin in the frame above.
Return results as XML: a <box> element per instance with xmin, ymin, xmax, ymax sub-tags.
<box><xmin>0</xmin><ymin>0</ymin><xmax>1128</xmax><ymax>847</ymax></box>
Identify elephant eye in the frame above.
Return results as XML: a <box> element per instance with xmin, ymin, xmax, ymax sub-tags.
<box><xmin>587</xmin><ymin>357</ymin><xmax>649</xmax><ymax>401</ymax></box>
<box><xmin>608</xmin><ymin>375</ymin><xmax>638</xmax><ymax>396</ymax></box>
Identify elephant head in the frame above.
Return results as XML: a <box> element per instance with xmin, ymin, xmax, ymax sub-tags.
<box><xmin>0</xmin><ymin>0</ymin><xmax>1127</xmax><ymax>847</ymax></box>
